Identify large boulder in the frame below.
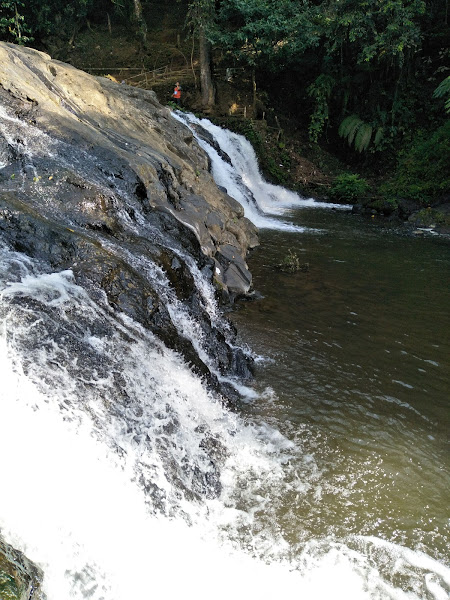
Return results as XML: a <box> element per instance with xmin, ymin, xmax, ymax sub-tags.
<box><xmin>0</xmin><ymin>42</ymin><xmax>258</xmax><ymax>300</ymax></box>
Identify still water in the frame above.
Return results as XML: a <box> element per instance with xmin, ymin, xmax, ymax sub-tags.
<box><xmin>230</xmin><ymin>208</ymin><xmax>449</xmax><ymax>564</ymax></box>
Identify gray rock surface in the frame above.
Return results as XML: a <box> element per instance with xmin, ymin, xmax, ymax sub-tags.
<box><xmin>0</xmin><ymin>41</ymin><xmax>259</xmax><ymax>391</ymax></box>
<box><xmin>0</xmin><ymin>42</ymin><xmax>258</xmax><ymax>298</ymax></box>
<box><xmin>0</xmin><ymin>42</ymin><xmax>260</xmax><ymax>591</ymax></box>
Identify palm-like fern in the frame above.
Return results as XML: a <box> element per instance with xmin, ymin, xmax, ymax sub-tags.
<box><xmin>433</xmin><ymin>76</ymin><xmax>450</xmax><ymax>114</ymax></box>
<box><xmin>338</xmin><ymin>114</ymin><xmax>384</xmax><ymax>152</ymax></box>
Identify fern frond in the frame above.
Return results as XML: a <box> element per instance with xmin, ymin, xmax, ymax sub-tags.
<box><xmin>433</xmin><ymin>76</ymin><xmax>450</xmax><ymax>99</ymax></box>
<box><xmin>354</xmin><ymin>123</ymin><xmax>373</xmax><ymax>152</ymax></box>
<box><xmin>433</xmin><ymin>76</ymin><xmax>450</xmax><ymax>114</ymax></box>
<box><xmin>373</xmin><ymin>127</ymin><xmax>384</xmax><ymax>147</ymax></box>
<box><xmin>338</xmin><ymin>115</ymin><xmax>364</xmax><ymax>146</ymax></box>
<box><xmin>347</xmin><ymin>119</ymin><xmax>363</xmax><ymax>146</ymax></box>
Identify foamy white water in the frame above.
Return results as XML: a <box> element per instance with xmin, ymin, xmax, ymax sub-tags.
<box><xmin>1</xmin><ymin>245</ymin><xmax>448</xmax><ymax>600</ymax></box>
<box><xmin>172</xmin><ymin>111</ymin><xmax>350</xmax><ymax>232</ymax></box>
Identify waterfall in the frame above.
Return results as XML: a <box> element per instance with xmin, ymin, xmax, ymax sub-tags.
<box><xmin>172</xmin><ymin>111</ymin><xmax>350</xmax><ymax>232</ymax></box>
<box><xmin>0</xmin><ymin>246</ymin><xmax>378</xmax><ymax>600</ymax></box>
<box><xmin>1</xmin><ymin>106</ymin><xmax>448</xmax><ymax>600</ymax></box>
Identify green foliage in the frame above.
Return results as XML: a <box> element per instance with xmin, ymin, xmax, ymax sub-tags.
<box><xmin>339</xmin><ymin>115</ymin><xmax>385</xmax><ymax>152</ymax></box>
<box><xmin>219</xmin><ymin>119</ymin><xmax>291</xmax><ymax>185</ymax></box>
<box><xmin>433</xmin><ymin>76</ymin><xmax>450</xmax><ymax>114</ymax></box>
<box><xmin>266</xmin><ymin>156</ymin><xmax>287</xmax><ymax>185</ymax></box>
<box><xmin>0</xmin><ymin>570</ymin><xmax>21</xmax><ymax>600</ymax></box>
<box><xmin>1</xmin><ymin>0</ymin><xmax>446</xmax><ymax>187</ymax></box>
<box><xmin>278</xmin><ymin>249</ymin><xmax>301</xmax><ymax>273</ymax></box>
<box><xmin>368</xmin><ymin>197</ymin><xmax>399</xmax><ymax>215</ymax></box>
<box><xmin>373</xmin><ymin>127</ymin><xmax>385</xmax><ymax>147</ymax></box>
<box><xmin>354</xmin><ymin>123</ymin><xmax>373</xmax><ymax>153</ymax></box>
<box><xmin>381</xmin><ymin>120</ymin><xmax>450</xmax><ymax>205</ymax></box>
<box><xmin>187</xmin><ymin>0</ymin><xmax>215</xmax><ymax>30</ymax></box>
<box><xmin>2</xmin><ymin>0</ymin><xmax>444</xmax><ymax>160</ymax></box>
<box><xmin>330</xmin><ymin>173</ymin><xmax>370</xmax><ymax>202</ymax></box>
<box><xmin>242</xmin><ymin>122</ymin><xmax>289</xmax><ymax>184</ymax></box>
<box><xmin>0</xmin><ymin>0</ymin><xmax>33</xmax><ymax>43</ymax></box>
<box><xmin>320</xmin><ymin>0</ymin><xmax>430</xmax><ymax>146</ymax></box>
<box><xmin>240</xmin><ymin>120</ymin><xmax>263</xmax><ymax>150</ymax></box>
<box><xmin>411</xmin><ymin>207</ymin><xmax>450</xmax><ymax>226</ymax></box>
<box><xmin>214</xmin><ymin>0</ymin><xmax>320</xmax><ymax>68</ymax></box>
<box><xmin>0</xmin><ymin>0</ymin><xmax>96</xmax><ymax>42</ymax></box>
<box><xmin>212</xmin><ymin>0</ymin><xmax>437</xmax><ymax>151</ymax></box>
<box><xmin>339</xmin><ymin>115</ymin><xmax>363</xmax><ymax>145</ymax></box>
<box><xmin>307</xmin><ymin>74</ymin><xmax>335</xmax><ymax>142</ymax></box>
<box><xmin>324</xmin><ymin>0</ymin><xmax>426</xmax><ymax>67</ymax></box>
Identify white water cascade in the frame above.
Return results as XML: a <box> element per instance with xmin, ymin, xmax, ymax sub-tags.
<box><xmin>0</xmin><ymin>112</ymin><xmax>448</xmax><ymax>600</ymax></box>
<box><xmin>173</xmin><ymin>111</ymin><xmax>351</xmax><ymax>232</ymax></box>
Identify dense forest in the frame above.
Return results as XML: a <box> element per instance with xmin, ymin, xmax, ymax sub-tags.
<box><xmin>1</xmin><ymin>0</ymin><xmax>449</xmax><ymax>220</ymax></box>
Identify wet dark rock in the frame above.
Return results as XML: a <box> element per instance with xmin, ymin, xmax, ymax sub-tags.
<box><xmin>396</xmin><ymin>198</ymin><xmax>422</xmax><ymax>220</ymax></box>
<box><xmin>0</xmin><ymin>42</ymin><xmax>258</xmax><ymax>387</ymax></box>
<box><xmin>0</xmin><ymin>44</ymin><xmax>263</xmax><ymax>549</ymax></box>
<box><xmin>216</xmin><ymin>243</ymin><xmax>253</xmax><ymax>296</ymax></box>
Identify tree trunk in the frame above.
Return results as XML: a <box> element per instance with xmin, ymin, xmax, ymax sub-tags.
<box><xmin>133</xmin><ymin>0</ymin><xmax>147</xmax><ymax>46</ymax></box>
<box><xmin>14</xmin><ymin>5</ymin><xmax>22</xmax><ymax>41</ymax></box>
<box><xmin>190</xmin><ymin>36</ymin><xmax>198</xmax><ymax>89</ymax></box>
<box><xmin>252</xmin><ymin>69</ymin><xmax>257</xmax><ymax>115</ymax></box>
<box><xmin>199</xmin><ymin>26</ymin><xmax>215</xmax><ymax>108</ymax></box>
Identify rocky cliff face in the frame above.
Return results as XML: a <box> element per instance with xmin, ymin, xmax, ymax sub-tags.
<box><xmin>0</xmin><ymin>41</ymin><xmax>258</xmax><ymax>391</ymax></box>
<box><xmin>0</xmin><ymin>42</ymin><xmax>260</xmax><ymax>598</ymax></box>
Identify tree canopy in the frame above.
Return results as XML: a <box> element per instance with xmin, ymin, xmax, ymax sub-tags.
<box><xmin>210</xmin><ymin>0</ymin><xmax>448</xmax><ymax>148</ymax></box>
<box><xmin>1</xmin><ymin>0</ymin><xmax>448</xmax><ymax>152</ymax></box>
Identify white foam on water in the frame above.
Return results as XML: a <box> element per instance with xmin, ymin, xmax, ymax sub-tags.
<box><xmin>172</xmin><ymin>111</ymin><xmax>350</xmax><ymax>232</ymax></box>
<box><xmin>1</xmin><ymin>268</ymin><xmax>83</xmax><ymax>306</ymax></box>
<box><xmin>392</xmin><ymin>379</ymin><xmax>415</xmax><ymax>389</ymax></box>
<box><xmin>0</xmin><ymin>261</ymin><xmax>344</xmax><ymax>600</ymax></box>
<box><xmin>0</xmin><ymin>105</ymin><xmax>58</xmax><ymax>171</ymax></box>
<box><xmin>4</xmin><ymin>353</ymin><xmax>440</xmax><ymax>600</ymax></box>
<box><xmin>1</xmin><ymin>260</ymin><xmax>449</xmax><ymax>599</ymax></box>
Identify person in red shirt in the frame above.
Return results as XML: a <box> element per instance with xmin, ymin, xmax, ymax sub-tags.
<box><xmin>172</xmin><ymin>82</ymin><xmax>181</xmax><ymax>105</ymax></box>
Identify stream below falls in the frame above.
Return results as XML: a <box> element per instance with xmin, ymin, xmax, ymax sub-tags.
<box><xmin>230</xmin><ymin>208</ymin><xmax>449</xmax><ymax>569</ymax></box>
